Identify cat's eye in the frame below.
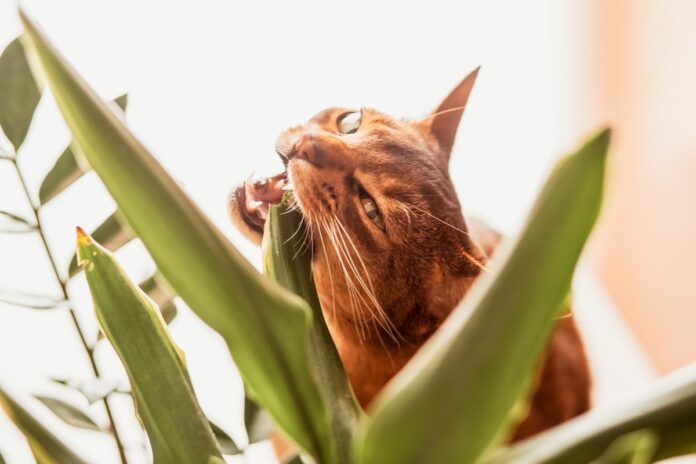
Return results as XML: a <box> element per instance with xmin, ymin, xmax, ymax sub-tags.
<box><xmin>337</xmin><ymin>111</ymin><xmax>361</xmax><ymax>135</ymax></box>
<box><xmin>360</xmin><ymin>197</ymin><xmax>384</xmax><ymax>229</ymax></box>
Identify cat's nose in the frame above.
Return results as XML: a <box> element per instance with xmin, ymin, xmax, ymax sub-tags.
<box><xmin>288</xmin><ymin>133</ymin><xmax>319</xmax><ymax>165</ymax></box>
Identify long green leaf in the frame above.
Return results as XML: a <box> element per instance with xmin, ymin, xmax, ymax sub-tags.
<box><xmin>0</xmin><ymin>387</ymin><xmax>89</xmax><ymax>464</ymax></box>
<box><xmin>76</xmin><ymin>229</ymin><xmax>222</xmax><ymax>463</ymax></box>
<box><xmin>355</xmin><ymin>130</ymin><xmax>610</xmax><ymax>464</ymax></box>
<box><xmin>0</xmin><ymin>36</ymin><xmax>41</xmax><ymax>151</ymax></box>
<box><xmin>264</xmin><ymin>198</ymin><xmax>362</xmax><ymax>463</ymax></box>
<box><xmin>487</xmin><ymin>364</ymin><xmax>696</xmax><ymax>464</ymax></box>
<box><xmin>68</xmin><ymin>211</ymin><xmax>134</xmax><ymax>277</ymax></box>
<box><xmin>38</xmin><ymin>95</ymin><xmax>128</xmax><ymax>205</ymax></box>
<box><xmin>138</xmin><ymin>274</ymin><xmax>178</xmax><ymax>324</ymax></box>
<box><xmin>20</xmin><ymin>12</ymin><xmax>333</xmax><ymax>461</ymax></box>
<box><xmin>34</xmin><ymin>395</ymin><xmax>101</xmax><ymax>432</ymax></box>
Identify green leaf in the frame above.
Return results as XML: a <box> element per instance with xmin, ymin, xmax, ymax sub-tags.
<box><xmin>264</xmin><ymin>198</ymin><xmax>362</xmax><ymax>462</ymax></box>
<box><xmin>34</xmin><ymin>395</ymin><xmax>101</xmax><ymax>432</ymax></box>
<box><xmin>49</xmin><ymin>377</ymin><xmax>121</xmax><ymax>405</ymax></box>
<box><xmin>591</xmin><ymin>430</ymin><xmax>658</xmax><ymax>464</ymax></box>
<box><xmin>0</xmin><ymin>209</ymin><xmax>33</xmax><ymax>227</ymax></box>
<box><xmin>0</xmin><ymin>292</ymin><xmax>65</xmax><ymax>310</ymax></box>
<box><xmin>0</xmin><ymin>36</ymin><xmax>41</xmax><ymax>151</ymax></box>
<box><xmin>209</xmin><ymin>421</ymin><xmax>242</xmax><ymax>455</ymax></box>
<box><xmin>21</xmin><ymin>11</ymin><xmax>334</xmax><ymax>462</ymax></box>
<box><xmin>244</xmin><ymin>393</ymin><xmax>275</xmax><ymax>444</ymax></box>
<box><xmin>38</xmin><ymin>94</ymin><xmax>127</xmax><ymax>205</ymax></box>
<box><xmin>355</xmin><ymin>130</ymin><xmax>610</xmax><ymax>464</ymax></box>
<box><xmin>486</xmin><ymin>365</ymin><xmax>696</xmax><ymax>464</ymax></box>
<box><xmin>67</xmin><ymin>211</ymin><xmax>134</xmax><ymax>277</ymax></box>
<box><xmin>138</xmin><ymin>274</ymin><xmax>178</xmax><ymax>324</ymax></box>
<box><xmin>0</xmin><ymin>387</ymin><xmax>89</xmax><ymax>464</ymax></box>
<box><xmin>76</xmin><ymin>229</ymin><xmax>222</xmax><ymax>463</ymax></box>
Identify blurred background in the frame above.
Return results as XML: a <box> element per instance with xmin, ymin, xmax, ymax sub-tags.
<box><xmin>0</xmin><ymin>0</ymin><xmax>694</xmax><ymax>462</ymax></box>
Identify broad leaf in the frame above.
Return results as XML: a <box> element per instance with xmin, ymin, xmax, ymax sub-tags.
<box><xmin>76</xmin><ymin>229</ymin><xmax>222</xmax><ymax>462</ymax></box>
<box><xmin>0</xmin><ymin>387</ymin><xmax>89</xmax><ymax>464</ymax></box>
<box><xmin>0</xmin><ymin>36</ymin><xmax>41</xmax><ymax>150</ymax></box>
<box><xmin>38</xmin><ymin>94</ymin><xmax>127</xmax><ymax>205</ymax></box>
<box><xmin>67</xmin><ymin>211</ymin><xmax>134</xmax><ymax>277</ymax></box>
<box><xmin>487</xmin><ymin>364</ymin><xmax>696</xmax><ymax>464</ymax></box>
<box><xmin>264</xmin><ymin>198</ymin><xmax>361</xmax><ymax>462</ymax></box>
<box><xmin>34</xmin><ymin>395</ymin><xmax>101</xmax><ymax>432</ymax></box>
<box><xmin>355</xmin><ymin>130</ymin><xmax>610</xmax><ymax>464</ymax></box>
<box><xmin>21</xmin><ymin>11</ymin><xmax>334</xmax><ymax>462</ymax></box>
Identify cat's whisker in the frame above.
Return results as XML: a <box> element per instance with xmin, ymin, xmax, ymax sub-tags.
<box><xmin>322</xmin><ymin>217</ymin><xmax>367</xmax><ymax>342</ymax></box>
<box><xmin>418</xmin><ymin>105</ymin><xmax>467</xmax><ymax>124</ymax></box>
<box><xmin>316</xmin><ymin>221</ymin><xmax>337</xmax><ymax>321</ymax></box>
<box><xmin>405</xmin><ymin>203</ymin><xmax>488</xmax><ymax>272</ymax></box>
<box><xmin>331</xmin><ymin>215</ymin><xmax>403</xmax><ymax>344</ymax></box>
<box><xmin>332</xmin><ymin>216</ymin><xmax>404</xmax><ymax>343</ymax></box>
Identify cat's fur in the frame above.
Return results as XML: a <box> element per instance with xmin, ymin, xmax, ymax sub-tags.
<box><xmin>229</xmin><ymin>69</ymin><xmax>591</xmax><ymax>441</ymax></box>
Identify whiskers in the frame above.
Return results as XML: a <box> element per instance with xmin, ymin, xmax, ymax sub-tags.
<box><xmin>314</xmin><ymin>214</ymin><xmax>404</xmax><ymax>349</ymax></box>
<box><xmin>419</xmin><ymin>105</ymin><xmax>467</xmax><ymax>124</ymax></box>
<box><xmin>395</xmin><ymin>201</ymin><xmax>488</xmax><ymax>272</ymax></box>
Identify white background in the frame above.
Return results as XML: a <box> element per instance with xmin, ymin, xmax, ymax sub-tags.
<box><xmin>0</xmin><ymin>1</ymin><xmax>651</xmax><ymax>463</ymax></box>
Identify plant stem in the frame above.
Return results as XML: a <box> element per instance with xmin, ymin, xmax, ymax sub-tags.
<box><xmin>10</xmin><ymin>156</ymin><xmax>128</xmax><ymax>464</ymax></box>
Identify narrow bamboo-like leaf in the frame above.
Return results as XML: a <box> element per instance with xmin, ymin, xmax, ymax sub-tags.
<box><xmin>244</xmin><ymin>394</ymin><xmax>275</xmax><ymax>444</ymax></box>
<box><xmin>0</xmin><ymin>387</ymin><xmax>89</xmax><ymax>464</ymax></box>
<box><xmin>355</xmin><ymin>130</ymin><xmax>610</xmax><ymax>464</ymax></box>
<box><xmin>209</xmin><ymin>421</ymin><xmax>242</xmax><ymax>455</ymax></box>
<box><xmin>0</xmin><ymin>293</ymin><xmax>65</xmax><ymax>310</ymax></box>
<box><xmin>96</xmin><ymin>275</ymin><xmax>177</xmax><ymax>342</ymax></box>
<box><xmin>264</xmin><ymin>198</ymin><xmax>361</xmax><ymax>462</ymax></box>
<box><xmin>34</xmin><ymin>395</ymin><xmax>101</xmax><ymax>432</ymax></box>
<box><xmin>0</xmin><ymin>36</ymin><xmax>41</xmax><ymax>150</ymax></box>
<box><xmin>38</xmin><ymin>94</ymin><xmax>128</xmax><ymax>205</ymax></box>
<box><xmin>49</xmin><ymin>377</ymin><xmax>120</xmax><ymax>405</ymax></box>
<box><xmin>138</xmin><ymin>274</ymin><xmax>178</xmax><ymax>326</ymax></box>
<box><xmin>76</xmin><ymin>229</ymin><xmax>222</xmax><ymax>462</ymax></box>
<box><xmin>591</xmin><ymin>430</ymin><xmax>657</xmax><ymax>464</ymax></box>
<box><xmin>21</xmin><ymin>11</ymin><xmax>333</xmax><ymax>462</ymax></box>
<box><xmin>487</xmin><ymin>364</ymin><xmax>696</xmax><ymax>464</ymax></box>
<box><xmin>0</xmin><ymin>209</ymin><xmax>33</xmax><ymax>226</ymax></box>
<box><xmin>67</xmin><ymin>211</ymin><xmax>134</xmax><ymax>277</ymax></box>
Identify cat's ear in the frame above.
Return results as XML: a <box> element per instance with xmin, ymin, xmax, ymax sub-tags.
<box><xmin>426</xmin><ymin>67</ymin><xmax>479</xmax><ymax>165</ymax></box>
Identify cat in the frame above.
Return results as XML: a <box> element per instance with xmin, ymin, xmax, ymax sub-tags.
<box><xmin>228</xmin><ymin>68</ymin><xmax>591</xmax><ymax>442</ymax></box>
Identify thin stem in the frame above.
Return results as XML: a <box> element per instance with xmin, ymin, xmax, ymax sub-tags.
<box><xmin>10</xmin><ymin>157</ymin><xmax>128</xmax><ymax>464</ymax></box>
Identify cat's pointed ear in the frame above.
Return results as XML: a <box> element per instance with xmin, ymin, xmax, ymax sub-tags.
<box><xmin>426</xmin><ymin>67</ymin><xmax>479</xmax><ymax>164</ymax></box>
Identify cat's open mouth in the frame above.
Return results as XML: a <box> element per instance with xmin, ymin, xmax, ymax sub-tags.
<box><xmin>235</xmin><ymin>171</ymin><xmax>289</xmax><ymax>229</ymax></box>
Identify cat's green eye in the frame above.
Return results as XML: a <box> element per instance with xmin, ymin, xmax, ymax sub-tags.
<box><xmin>337</xmin><ymin>111</ymin><xmax>361</xmax><ymax>135</ymax></box>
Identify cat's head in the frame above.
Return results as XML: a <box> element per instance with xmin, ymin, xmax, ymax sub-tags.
<box><xmin>230</xmin><ymin>68</ymin><xmax>485</xmax><ymax>346</ymax></box>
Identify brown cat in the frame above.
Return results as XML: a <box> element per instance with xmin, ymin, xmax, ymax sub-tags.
<box><xmin>228</xmin><ymin>68</ymin><xmax>591</xmax><ymax>442</ymax></box>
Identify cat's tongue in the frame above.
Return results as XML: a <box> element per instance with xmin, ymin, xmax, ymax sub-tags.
<box><xmin>244</xmin><ymin>172</ymin><xmax>287</xmax><ymax>219</ymax></box>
